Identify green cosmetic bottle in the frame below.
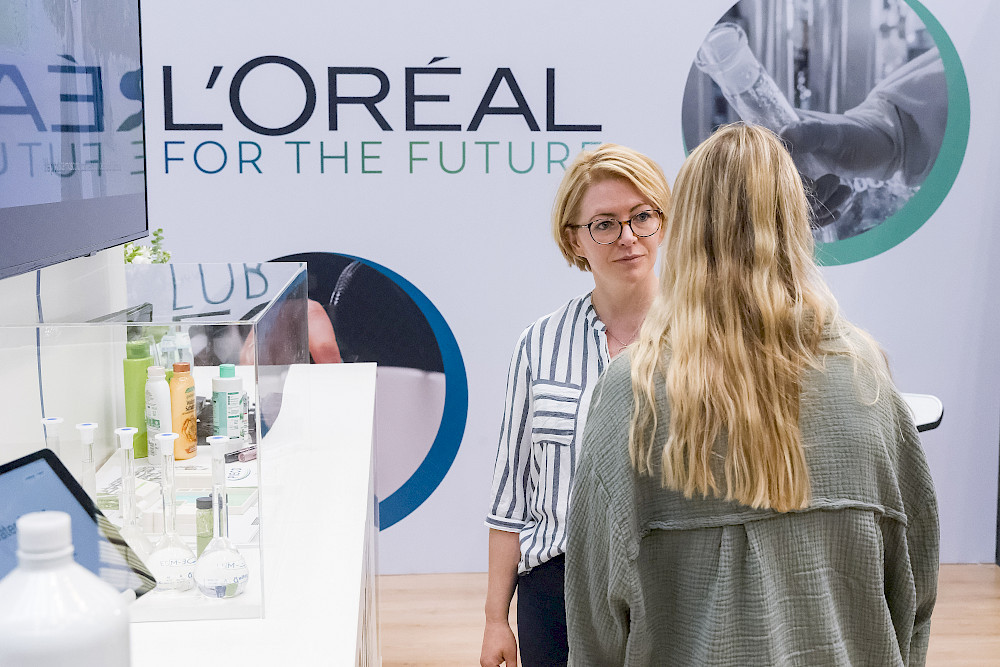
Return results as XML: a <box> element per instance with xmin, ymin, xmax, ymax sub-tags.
<box><xmin>123</xmin><ymin>339</ymin><xmax>153</xmax><ymax>458</ymax></box>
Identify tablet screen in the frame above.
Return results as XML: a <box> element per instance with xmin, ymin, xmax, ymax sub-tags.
<box><xmin>0</xmin><ymin>449</ymin><xmax>155</xmax><ymax>596</ymax></box>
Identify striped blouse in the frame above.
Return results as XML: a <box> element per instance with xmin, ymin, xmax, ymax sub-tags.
<box><xmin>486</xmin><ymin>293</ymin><xmax>611</xmax><ymax>574</ymax></box>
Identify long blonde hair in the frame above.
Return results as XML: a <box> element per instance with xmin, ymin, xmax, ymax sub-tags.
<box><xmin>629</xmin><ymin>124</ymin><xmax>874</xmax><ymax>512</ymax></box>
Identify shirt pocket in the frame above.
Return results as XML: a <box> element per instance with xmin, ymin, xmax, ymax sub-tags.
<box><xmin>530</xmin><ymin>380</ymin><xmax>583</xmax><ymax>447</ymax></box>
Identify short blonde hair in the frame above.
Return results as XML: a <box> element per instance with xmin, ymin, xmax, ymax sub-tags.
<box><xmin>551</xmin><ymin>143</ymin><xmax>671</xmax><ymax>271</ymax></box>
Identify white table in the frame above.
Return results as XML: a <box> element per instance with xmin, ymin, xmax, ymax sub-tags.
<box><xmin>901</xmin><ymin>392</ymin><xmax>944</xmax><ymax>432</ymax></box>
<box><xmin>130</xmin><ymin>362</ymin><xmax>378</xmax><ymax>666</ymax></box>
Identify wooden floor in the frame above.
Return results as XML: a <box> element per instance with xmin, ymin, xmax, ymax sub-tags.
<box><xmin>379</xmin><ymin>564</ymin><xmax>1000</xmax><ymax>666</ymax></box>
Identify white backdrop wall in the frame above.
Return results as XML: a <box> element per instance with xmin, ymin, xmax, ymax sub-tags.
<box><xmin>138</xmin><ymin>0</ymin><xmax>999</xmax><ymax>572</ymax></box>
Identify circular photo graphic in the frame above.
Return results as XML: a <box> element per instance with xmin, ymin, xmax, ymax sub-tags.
<box><xmin>681</xmin><ymin>0</ymin><xmax>968</xmax><ymax>263</ymax></box>
<box><xmin>272</xmin><ymin>251</ymin><xmax>467</xmax><ymax>530</ymax></box>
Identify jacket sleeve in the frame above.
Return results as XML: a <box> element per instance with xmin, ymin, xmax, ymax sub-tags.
<box><xmin>565</xmin><ymin>461</ymin><xmax>632</xmax><ymax>665</ymax></box>
<box><xmin>485</xmin><ymin>327</ymin><xmax>535</xmax><ymax>532</ymax></box>
<box><xmin>891</xmin><ymin>392</ymin><xmax>940</xmax><ymax>666</ymax></box>
<box><xmin>566</xmin><ymin>367</ymin><xmax>639</xmax><ymax>665</ymax></box>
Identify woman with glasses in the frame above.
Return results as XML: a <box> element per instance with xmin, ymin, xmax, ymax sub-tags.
<box><xmin>482</xmin><ymin>144</ymin><xmax>671</xmax><ymax>667</ymax></box>
<box><xmin>564</xmin><ymin>124</ymin><xmax>938</xmax><ymax>665</ymax></box>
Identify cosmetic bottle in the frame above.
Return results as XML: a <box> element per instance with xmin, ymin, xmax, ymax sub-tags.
<box><xmin>145</xmin><ymin>365</ymin><xmax>172</xmax><ymax>463</ymax></box>
<box><xmin>213</xmin><ymin>363</ymin><xmax>247</xmax><ymax>443</ymax></box>
<box><xmin>170</xmin><ymin>362</ymin><xmax>197</xmax><ymax>460</ymax></box>
<box><xmin>0</xmin><ymin>512</ymin><xmax>131</xmax><ymax>667</ymax></box>
<box><xmin>75</xmin><ymin>422</ymin><xmax>99</xmax><ymax>498</ymax></box>
<box><xmin>40</xmin><ymin>416</ymin><xmax>63</xmax><ymax>458</ymax></box>
<box><xmin>193</xmin><ymin>435</ymin><xmax>249</xmax><ymax>598</ymax></box>
<box><xmin>123</xmin><ymin>339</ymin><xmax>153</xmax><ymax>458</ymax></box>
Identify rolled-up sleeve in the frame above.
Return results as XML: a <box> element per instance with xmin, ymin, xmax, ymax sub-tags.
<box><xmin>486</xmin><ymin>328</ymin><xmax>534</xmax><ymax>533</ymax></box>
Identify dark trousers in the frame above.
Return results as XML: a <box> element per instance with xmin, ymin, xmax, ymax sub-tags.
<box><xmin>516</xmin><ymin>554</ymin><xmax>568</xmax><ymax>667</ymax></box>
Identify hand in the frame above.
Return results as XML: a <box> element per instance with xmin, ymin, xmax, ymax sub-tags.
<box><xmin>779</xmin><ymin>108</ymin><xmax>897</xmax><ymax>181</ymax></box>
<box><xmin>803</xmin><ymin>172</ymin><xmax>853</xmax><ymax>228</ymax></box>
<box><xmin>481</xmin><ymin>619</ymin><xmax>518</xmax><ymax>667</ymax></box>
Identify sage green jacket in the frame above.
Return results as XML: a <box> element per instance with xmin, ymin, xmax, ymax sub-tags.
<box><xmin>566</xmin><ymin>350</ymin><xmax>939</xmax><ymax>666</ymax></box>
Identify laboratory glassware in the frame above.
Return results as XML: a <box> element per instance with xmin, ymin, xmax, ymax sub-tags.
<box><xmin>193</xmin><ymin>435</ymin><xmax>249</xmax><ymax>598</ymax></box>
<box><xmin>149</xmin><ymin>432</ymin><xmax>195</xmax><ymax>591</ymax></box>
<box><xmin>695</xmin><ymin>21</ymin><xmax>826</xmax><ymax>181</ymax></box>
<box><xmin>40</xmin><ymin>417</ymin><xmax>63</xmax><ymax>458</ymax></box>
<box><xmin>114</xmin><ymin>426</ymin><xmax>154</xmax><ymax>562</ymax></box>
<box><xmin>74</xmin><ymin>422</ymin><xmax>99</xmax><ymax>498</ymax></box>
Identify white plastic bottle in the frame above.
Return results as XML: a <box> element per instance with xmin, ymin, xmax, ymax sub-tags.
<box><xmin>213</xmin><ymin>363</ymin><xmax>247</xmax><ymax>443</ymax></box>
<box><xmin>145</xmin><ymin>364</ymin><xmax>172</xmax><ymax>462</ymax></box>
<box><xmin>0</xmin><ymin>511</ymin><xmax>132</xmax><ymax>666</ymax></box>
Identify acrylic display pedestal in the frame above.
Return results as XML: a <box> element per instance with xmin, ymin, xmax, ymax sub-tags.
<box><xmin>131</xmin><ymin>362</ymin><xmax>378</xmax><ymax>666</ymax></box>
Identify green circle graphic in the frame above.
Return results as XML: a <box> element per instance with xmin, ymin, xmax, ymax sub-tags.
<box><xmin>816</xmin><ymin>0</ymin><xmax>970</xmax><ymax>265</ymax></box>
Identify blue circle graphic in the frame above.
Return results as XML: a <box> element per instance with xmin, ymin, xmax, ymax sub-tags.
<box><xmin>343</xmin><ymin>256</ymin><xmax>469</xmax><ymax>530</ymax></box>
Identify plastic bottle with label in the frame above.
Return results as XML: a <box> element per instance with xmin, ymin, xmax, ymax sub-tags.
<box><xmin>145</xmin><ymin>365</ymin><xmax>172</xmax><ymax>462</ymax></box>
<box><xmin>0</xmin><ymin>511</ymin><xmax>132</xmax><ymax>667</ymax></box>
<box><xmin>213</xmin><ymin>363</ymin><xmax>247</xmax><ymax>443</ymax></box>
<box><xmin>123</xmin><ymin>339</ymin><xmax>153</xmax><ymax>458</ymax></box>
<box><xmin>170</xmin><ymin>362</ymin><xmax>197</xmax><ymax>460</ymax></box>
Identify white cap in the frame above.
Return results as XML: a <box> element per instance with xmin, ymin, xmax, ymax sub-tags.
<box><xmin>207</xmin><ymin>435</ymin><xmax>229</xmax><ymax>460</ymax></box>
<box><xmin>75</xmin><ymin>422</ymin><xmax>99</xmax><ymax>444</ymax></box>
<box><xmin>114</xmin><ymin>427</ymin><xmax>138</xmax><ymax>449</ymax></box>
<box><xmin>155</xmin><ymin>432</ymin><xmax>179</xmax><ymax>461</ymax></box>
<box><xmin>16</xmin><ymin>510</ymin><xmax>74</xmax><ymax>559</ymax></box>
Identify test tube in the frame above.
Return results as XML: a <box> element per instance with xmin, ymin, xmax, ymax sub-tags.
<box><xmin>208</xmin><ymin>435</ymin><xmax>230</xmax><ymax>542</ymax></box>
<box><xmin>155</xmin><ymin>432</ymin><xmax>180</xmax><ymax>490</ymax></box>
<box><xmin>113</xmin><ymin>426</ymin><xmax>155</xmax><ymax>562</ymax></box>
<box><xmin>114</xmin><ymin>427</ymin><xmax>140</xmax><ymax>534</ymax></box>
<box><xmin>41</xmin><ymin>417</ymin><xmax>64</xmax><ymax>458</ymax></box>
<box><xmin>695</xmin><ymin>22</ymin><xmax>825</xmax><ymax>181</ymax></box>
<box><xmin>75</xmin><ymin>423</ymin><xmax>99</xmax><ymax>497</ymax></box>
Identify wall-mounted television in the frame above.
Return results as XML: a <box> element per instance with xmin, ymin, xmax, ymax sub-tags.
<box><xmin>0</xmin><ymin>0</ymin><xmax>147</xmax><ymax>280</ymax></box>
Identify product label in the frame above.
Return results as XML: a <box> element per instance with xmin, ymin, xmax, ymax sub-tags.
<box><xmin>213</xmin><ymin>389</ymin><xmax>246</xmax><ymax>440</ymax></box>
<box><xmin>181</xmin><ymin>386</ymin><xmax>197</xmax><ymax>444</ymax></box>
<box><xmin>145</xmin><ymin>386</ymin><xmax>165</xmax><ymax>456</ymax></box>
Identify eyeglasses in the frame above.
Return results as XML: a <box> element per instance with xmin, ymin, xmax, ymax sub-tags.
<box><xmin>570</xmin><ymin>208</ymin><xmax>663</xmax><ymax>245</ymax></box>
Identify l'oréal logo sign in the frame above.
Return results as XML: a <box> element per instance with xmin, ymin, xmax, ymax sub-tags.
<box><xmin>159</xmin><ymin>56</ymin><xmax>603</xmax><ymax>176</ymax></box>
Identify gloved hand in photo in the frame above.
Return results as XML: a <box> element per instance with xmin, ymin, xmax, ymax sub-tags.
<box><xmin>780</xmin><ymin>48</ymin><xmax>945</xmax><ymax>189</ymax></box>
<box><xmin>802</xmin><ymin>172</ymin><xmax>853</xmax><ymax>228</ymax></box>
<box><xmin>779</xmin><ymin>107</ymin><xmax>899</xmax><ymax>182</ymax></box>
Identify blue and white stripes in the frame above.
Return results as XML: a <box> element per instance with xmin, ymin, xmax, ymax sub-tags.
<box><xmin>486</xmin><ymin>293</ymin><xmax>610</xmax><ymax>574</ymax></box>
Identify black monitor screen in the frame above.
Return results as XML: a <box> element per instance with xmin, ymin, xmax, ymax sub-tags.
<box><xmin>0</xmin><ymin>0</ymin><xmax>147</xmax><ymax>279</ymax></box>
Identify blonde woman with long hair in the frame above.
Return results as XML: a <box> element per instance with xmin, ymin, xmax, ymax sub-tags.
<box><xmin>565</xmin><ymin>124</ymin><xmax>938</xmax><ymax>666</ymax></box>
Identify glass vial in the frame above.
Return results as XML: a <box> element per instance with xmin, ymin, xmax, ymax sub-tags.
<box><xmin>40</xmin><ymin>417</ymin><xmax>63</xmax><ymax>458</ymax></box>
<box><xmin>196</xmin><ymin>496</ymin><xmax>213</xmax><ymax>557</ymax></box>
<box><xmin>74</xmin><ymin>422</ymin><xmax>99</xmax><ymax>498</ymax></box>
<box><xmin>114</xmin><ymin>427</ymin><xmax>153</xmax><ymax>562</ymax></box>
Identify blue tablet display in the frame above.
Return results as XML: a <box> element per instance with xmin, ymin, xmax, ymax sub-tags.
<box><xmin>0</xmin><ymin>449</ymin><xmax>155</xmax><ymax>596</ymax></box>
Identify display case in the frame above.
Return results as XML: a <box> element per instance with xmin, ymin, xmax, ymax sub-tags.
<box><xmin>0</xmin><ymin>262</ymin><xmax>309</xmax><ymax>621</ymax></box>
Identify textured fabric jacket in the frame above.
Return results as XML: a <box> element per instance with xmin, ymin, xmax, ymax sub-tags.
<box><xmin>565</xmin><ymin>348</ymin><xmax>939</xmax><ymax>666</ymax></box>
